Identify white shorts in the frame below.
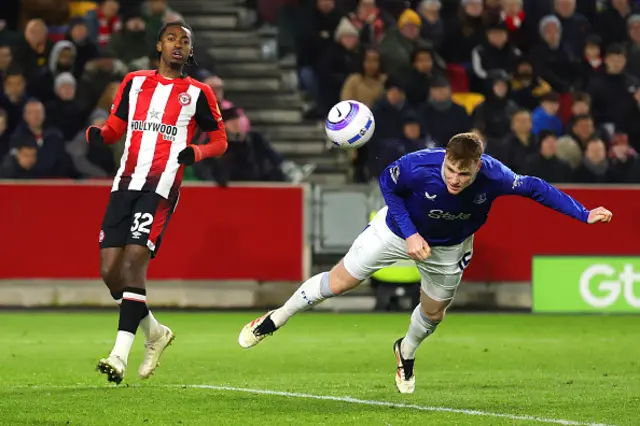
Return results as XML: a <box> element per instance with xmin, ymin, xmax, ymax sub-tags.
<box><xmin>343</xmin><ymin>207</ymin><xmax>474</xmax><ymax>301</ymax></box>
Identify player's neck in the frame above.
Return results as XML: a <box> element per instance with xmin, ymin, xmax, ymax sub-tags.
<box><xmin>158</xmin><ymin>62</ymin><xmax>184</xmax><ymax>79</ymax></box>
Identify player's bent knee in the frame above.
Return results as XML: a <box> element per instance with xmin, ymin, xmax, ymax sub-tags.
<box><xmin>423</xmin><ymin>309</ymin><xmax>446</xmax><ymax>323</ymax></box>
<box><xmin>328</xmin><ymin>260</ymin><xmax>362</xmax><ymax>295</ymax></box>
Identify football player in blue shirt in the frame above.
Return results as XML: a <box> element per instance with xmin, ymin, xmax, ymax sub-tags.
<box><xmin>238</xmin><ymin>132</ymin><xmax>612</xmax><ymax>394</ymax></box>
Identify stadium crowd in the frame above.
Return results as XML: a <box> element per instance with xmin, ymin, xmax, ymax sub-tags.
<box><xmin>0</xmin><ymin>0</ymin><xmax>291</xmax><ymax>185</ymax></box>
<box><xmin>290</xmin><ymin>0</ymin><xmax>640</xmax><ymax>183</ymax></box>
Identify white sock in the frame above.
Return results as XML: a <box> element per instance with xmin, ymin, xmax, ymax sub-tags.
<box><xmin>110</xmin><ymin>331</ymin><xmax>135</xmax><ymax>364</ymax></box>
<box><xmin>400</xmin><ymin>304</ymin><xmax>440</xmax><ymax>360</ymax></box>
<box><xmin>140</xmin><ymin>310</ymin><xmax>163</xmax><ymax>341</ymax></box>
<box><xmin>270</xmin><ymin>272</ymin><xmax>335</xmax><ymax>328</ymax></box>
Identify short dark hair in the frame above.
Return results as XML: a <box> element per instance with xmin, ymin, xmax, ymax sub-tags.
<box><xmin>411</xmin><ymin>46</ymin><xmax>432</xmax><ymax>64</ymax></box>
<box><xmin>573</xmin><ymin>113</ymin><xmax>593</xmax><ymax>124</ymax></box>
<box><xmin>445</xmin><ymin>132</ymin><xmax>484</xmax><ymax>168</ymax></box>
<box><xmin>538</xmin><ymin>129</ymin><xmax>556</xmax><ymax>144</ymax></box>
<box><xmin>572</xmin><ymin>91</ymin><xmax>591</xmax><ymax>105</ymax></box>
<box><xmin>606</xmin><ymin>43</ymin><xmax>626</xmax><ymax>57</ymax></box>
<box><xmin>540</xmin><ymin>91</ymin><xmax>560</xmax><ymax>103</ymax></box>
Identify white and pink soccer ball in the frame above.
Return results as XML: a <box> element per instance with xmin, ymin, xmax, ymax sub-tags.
<box><xmin>325</xmin><ymin>100</ymin><xmax>375</xmax><ymax>149</ymax></box>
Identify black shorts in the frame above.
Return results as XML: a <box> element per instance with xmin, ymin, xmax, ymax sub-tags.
<box><xmin>99</xmin><ymin>190</ymin><xmax>178</xmax><ymax>258</ymax></box>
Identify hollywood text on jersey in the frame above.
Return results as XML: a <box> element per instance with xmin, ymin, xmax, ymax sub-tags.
<box><xmin>130</xmin><ymin>120</ymin><xmax>179</xmax><ymax>142</ymax></box>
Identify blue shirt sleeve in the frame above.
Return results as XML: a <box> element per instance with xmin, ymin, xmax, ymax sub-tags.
<box><xmin>496</xmin><ymin>163</ymin><xmax>590</xmax><ymax>223</ymax></box>
<box><xmin>379</xmin><ymin>157</ymin><xmax>419</xmax><ymax>239</ymax></box>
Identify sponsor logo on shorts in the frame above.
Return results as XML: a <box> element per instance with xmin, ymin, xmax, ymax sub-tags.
<box><xmin>428</xmin><ymin>209</ymin><xmax>471</xmax><ymax>220</ymax></box>
<box><xmin>131</xmin><ymin>231</ymin><xmax>142</xmax><ymax>240</ymax></box>
<box><xmin>99</xmin><ymin>230</ymin><xmax>104</xmax><ymax>243</ymax></box>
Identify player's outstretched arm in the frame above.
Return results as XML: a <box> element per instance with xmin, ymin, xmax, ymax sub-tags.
<box><xmin>179</xmin><ymin>84</ymin><xmax>228</xmax><ymax>166</ymax></box>
<box><xmin>502</xmin><ymin>169</ymin><xmax>613</xmax><ymax>224</ymax></box>
<box><xmin>86</xmin><ymin>74</ymin><xmax>133</xmax><ymax>145</ymax></box>
<box><xmin>379</xmin><ymin>159</ymin><xmax>431</xmax><ymax>260</ymax></box>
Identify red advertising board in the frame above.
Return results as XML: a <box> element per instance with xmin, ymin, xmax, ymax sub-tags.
<box><xmin>0</xmin><ymin>182</ymin><xmax>638</xmax><ymax>282</ymax></box>
<box><xmin>0</xmin><ymin>182</ymin><xmax>307</xmax><ymax>281</ymax></box>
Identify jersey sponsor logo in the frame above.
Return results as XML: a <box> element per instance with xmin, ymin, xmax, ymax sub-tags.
<box><xmin>473</xmin><ymin>193</ymin><xmax>487</xmax><ymax>204</ymax></box>
<box><xmin>178</xmin><ymin>92</ymin><xmax>192</xmax><ymax>106</ymax></box>
<box><xmin>99</xmin><ymin>230</ymin><xmax>105</xmax><ymax>243</ymax></box>
<box><xmin>390</xmin><ymin>165</ymin><xmax>400</xmax><ymax>184</ymax></box>
<box><xmin>512</xmin><ymin>174</ymin><xmax>522</xmax><ymax>189</ymax></box>
<box><xmin>130</xmin><ymin>120</ymin><xmax>179</xmax><ymax>141</ymax></box>
<box><xmin>428</xmin><ymin>209</ymin><xmax>471</xmax><ymax>220</ymax></box>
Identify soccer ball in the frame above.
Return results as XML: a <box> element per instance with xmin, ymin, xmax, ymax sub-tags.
<box><xmin>325</xmin><ymin>100</ymin><xmax>375</xmax><ymax>149</ymax></box>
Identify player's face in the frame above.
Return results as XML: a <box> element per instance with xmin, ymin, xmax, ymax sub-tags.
<box><xmin>443</xmin><ymin>157</ymin><xmax>481</xmax><ymax>195</ymax></box>
<box><xmin>158</xmin><ymin>25</ymin><xmax>192</xmax><ymax>69</ymax></box>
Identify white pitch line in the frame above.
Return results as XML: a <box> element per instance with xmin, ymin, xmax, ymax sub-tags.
<box><xmin>7</xmin><ymin>383</ymin><xmax>614</xmax><ymax>426</ymax></box>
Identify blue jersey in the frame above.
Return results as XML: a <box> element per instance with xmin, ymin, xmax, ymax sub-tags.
<box><xmin>379</xmin><ymin>148</ymin><xmax>590</xmax><ymax>246</ymax></box>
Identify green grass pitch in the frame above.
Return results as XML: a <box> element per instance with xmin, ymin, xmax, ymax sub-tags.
<box><xmin>0</xmin><ymin>312</ymin><xmax>638</xmax><ymax>425</ymax></box>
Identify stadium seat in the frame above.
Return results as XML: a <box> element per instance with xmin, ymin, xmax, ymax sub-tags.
<box><xmin>446</xmin><ymin>63</ymin><xmax>470</xmax><ymax>93</ymax></box>
<box><xmin>452</xmin><ymin>92</ymin><xmax>485</xmax><ymax>115</ymax></box>
<box><xmin>69</xmin><ymin>1</ymin><xmax>98</xmax><ymax>18</ymax></box>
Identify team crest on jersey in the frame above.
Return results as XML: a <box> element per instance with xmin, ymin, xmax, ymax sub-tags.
<box><xmin>473</xmin><ymin>193</ymin><xmax>487</xmax><ymax>204</ymax></box>
<box><xmin>178</xmin><ymin>92</ymin><xmax>192</xmax><ymax>106</ymax></box>
<box><xmin>99</xmin><ymin>230</ymin><xmax>105</xmax><ymax>243</ymax></box>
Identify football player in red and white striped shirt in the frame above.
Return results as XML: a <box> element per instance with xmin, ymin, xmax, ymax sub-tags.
<box><xmin>87</xmin><ymin>21</ymin><xmax>228</xmax><ymax>384</ymax></box>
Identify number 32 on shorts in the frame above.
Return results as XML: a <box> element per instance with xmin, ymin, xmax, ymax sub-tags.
<box><xmin>131</xmin><ymin>212</ymin><xmax>154</xmax><ymax>234</ymax></box>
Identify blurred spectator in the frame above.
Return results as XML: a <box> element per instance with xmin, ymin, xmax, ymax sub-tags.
<box><xmin>196</xmin><ymin>106</ymin><xmax>285</xmax><ymax>183</ymax></box>
<box><xmin>296</xmin><ymin>0</ymin><xmax>342</xmax><ymax>104</ymax></box>
<box><xmin>86</xmin><ymin>0</ymin><xmax>122</xmax><ymax>47</ymax></box>
<box><xmin>203</xmin><ymin>75</ymin><xmax>251</xmax><ymax>134</ymax></box>
<box><xmin>9</xmin><ymin>100</ymin><xmax>72</xmax><ymax>178</ymax></box>
<box><xmin>567</xmin><ymin>91</ymin><xmax>592</xmax><ymax>130</ymax></box>
<box><xmin>581</xmin><ymin>34</ymin><xmax>603</xmax><ymax>89</ymax></box>
<box><xmin>499</xmin><ymin>0</ymin><xmax>535</xmax><ymax>52</ymax></box>
<box><xmin>500</xmin><ymin>109</ymin><xmax>537</xmax><ymax>173</ymax></box>
<box><xmin>66</xmin><ymin>18</ymin><xmax>100</xmax><ymax>79</ymax></box>
<box><xmin>471</xmin><ymin>21</ymin><xmax>521</xmax><ymax>90</ymax></box>
<box><xmin>404</xmin><ymin>46</ymin><xmax>439</xmax><ymax>108</ymax></box>
<box><xmin>471</xmin><ymin>71</ymin><xmax>519</xmax><ymax>142</ymax></box>
<box><xmin>142</xmin><ymin>0</ymin><xmax>182</xmax><ymax>49</ymax></box>
<box><xmin>0</xmin><ymin>19</ymin><xmax>20</xmax><ymax>47</ymax></box>
<box><xmin>556</xmin><ymin>134</ymin><xmax>584</xmax><ymax>169</ymax></box>
<box><xmin>75</xmin><ymin>50</ymin><xmax>127</xmax><ymax>120</ymax></box>
<box><xmin>347</xmin><ymin>0</ymin><xmax>393</xmax><ymax>46</ymax></box>
<box><xmin>32</xmin><ymin>40</ymin><xmax>78</xmax><ymax>102</ymax></box>
<box><xmin>573</xmin><ymin>136</ymin><xmax>614</xmax><ymax>182</ymax></box>
<box><xmin>14</xmin><ymin>20</ymin><xmax>53</xmax><ymax>92</ymax></box>
<box><xmin>379</xmin><ymin>9</ymin><xmax>424</xmax><ymax>78</ymax></box>
<box><xmin>0</xmin><ymin>68</ymin><xmax>28</xmax><ymax>136</ymax></box>
<box><xmin>553</xmin><ymin>0</ymin><xmax>592</xmax><ymax>56</ymax></box>
<box><xmin>530</xmin><ymin>15</ymin><xmax>581</xmax><ymax>94</ymax></box>
<box><xmin>107</xmin><ymin>11</ymin><xmax>149</xmax><ymax>68</ymax></box>
<box><xmin>625</xmin><ymin>15</ymin><xmax>640</xmax><ymax>78</ymax></box>
<box><xmin>418</xmin><ymin>77</ymin><xmax>471</xmax><ymax>147</ymax></box>
<box><xmin>510</xmin><ymin>58</ymin><xmax>552</xmax><ymax>110</ymax></box>
<box><xmin>0</xmin><ymin>138</ymin><xmax>38</xmax><ymax>179</ymax></box>
<box><xmin>521</xmin><ymin>130</ymin><xmax>572</xmax><ymax>182</ymax></box>
<box><xmin>369</xmin><ymin>111</ymin><xmax>427</xmax><ymax>177</ymax></box>
<box><xmin>0</xmin><ymin>108</ymin><xmax>8</xmax><ymax>159</ymax></box>
<box><xmin>317</xmin><ymin>17</ymin><xmax>362</xmax><ymax>113</ymax></box>
<box><xmin>340</xmin><ymin>48</ymin><xmax>386</xmax><ymax>108</ymax></box>
<box><xmin>587</xmin><ymin>43</ymin><xmax>640</xmax><ymax>133</ymax></box>
<box><xmin>371</xmin><ymin>77</ymin><xmax>411</xmax><ymax>144</ymax></box>
<box><xmin>442</xmin><ymin>0</ymin><xmax>485</xmax><ymax>64</ymax></box>
<box><xmin>532</xmin><ymin>92</ymin><xmax>563</xmax><ymax>135</ymax></box>
<box><xmin>0</xmin><ymin>43</ymin><xmax>12</xmax><ymax>82</ymax></box>
<box><xmin>566</xmin><ymin>113</ymin><xmax>597</xmax><ymax>150</ymax></box>
<box><xmin>416</xmin><ymin>0</ymin><xmax>444</xmax><ymax>51</ymax></box>
<box><xmin>608</xmin><ymin>132</ymin><xmax>640</xmax><ymax>181</ymax></box>
<box><xmin>66</xmin><ymin>108</ymin><xmax>116</xmax><ymax>178</ymax></box>
<box><xmin>45</xmin><ymin>73</ymin><xmax>83</xmax><ymax>141</ymax></box>
<box><xmin>596</xmin><ymin>0</ymin><xmax>638</xmax><ymax>48</ymax></box>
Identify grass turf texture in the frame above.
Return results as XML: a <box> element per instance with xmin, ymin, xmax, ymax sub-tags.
<box><xmin>0</xmin><ymin>312</ymin><xmax>638</xmax><ymax>426</ymax></box>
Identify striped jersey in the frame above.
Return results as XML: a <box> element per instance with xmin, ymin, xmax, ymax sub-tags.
<box><xmin>108</xmin><ymin>70</ymin><xmax>224</xmax><ymax>201</ymax></box>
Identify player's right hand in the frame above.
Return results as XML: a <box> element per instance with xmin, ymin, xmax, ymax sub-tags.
<box><xmin>406</xmin><ymin>233</ymin><xmax>431</xmax><ymax>261</ymax></box>
<box><xmin>86</xmin><ymin>126</ymin><xmax>104</xmax><ymax>145</ymax></box>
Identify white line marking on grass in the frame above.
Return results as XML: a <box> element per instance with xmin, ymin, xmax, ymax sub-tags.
<box><xmin>7</xmin><ymin>384</ymin><xmax>614</xmax><ymax>426</ymax></box>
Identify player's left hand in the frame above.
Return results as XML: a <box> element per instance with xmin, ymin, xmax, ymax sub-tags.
<box><xmin>587</xmin><ymin>207</ymin><xmax>613</xmax><ymax>224</ymax></box>
<box><xmin>177</xmin><ymin>146</ymin><xmax>196</xmax><ymax>165</ymax></box>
